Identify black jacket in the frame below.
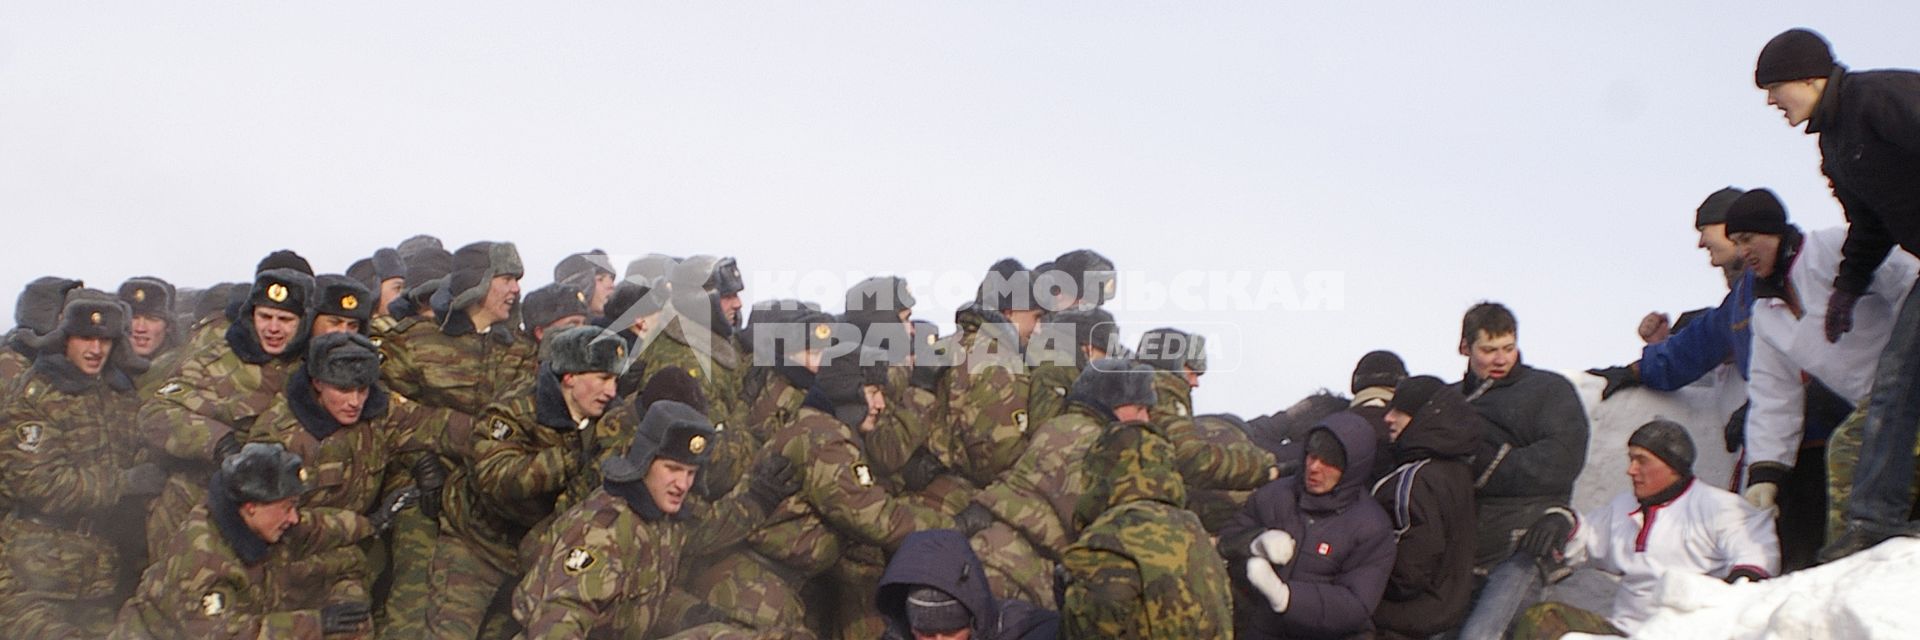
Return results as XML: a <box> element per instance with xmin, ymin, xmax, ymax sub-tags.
<box><xmin>1457</xmin><ymin>363</ymin><xmax>1588</xmax><ymax>570</ymax></box>
<box><xmin>1812</xmin><ymin>68</ymin><xmax>1920</xmax><ymax>295</ymax></box>
<box><xmin>1370</xmin><ymin>386</ymin><xmax>1482</xmax><ymax>640</ymax></box>
<box><xmin>876</xmin><ymin>529</ymin><xmax>1059</xmax><ymax>640</ymax></box>
<box><xmin>1220</xmin><ymin>412</ymin><xmax>1397</xmax><ymax>640</ymax></box>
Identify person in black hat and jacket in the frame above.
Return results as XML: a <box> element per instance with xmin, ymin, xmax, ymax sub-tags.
<box><xmin>1371</xmin><ymin>376</ymin><xmax>1484</xmax><ymax>639</ymax></box>
<box><xmin>877</xmin><ymin>529</ymin><xmax>1060</xmax><ymax>640</ymax></box>
<box><xmin>1759</xmin><ymin>29</ymin><xmax>1920</xmax><ymax>561</ymax></box>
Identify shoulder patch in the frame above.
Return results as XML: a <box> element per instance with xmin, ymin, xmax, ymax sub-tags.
<box><xmin>563</xmin><ymin>547</ymin><xmax>598</xmax><ymax>574</ymax></box>
<box><xmin>687</xmin><ymin>368</ymin><xmax>701</xmax><ymax>379</ymax></box>
<box><xmin>1175</xmin><ymin>402</ymin><xmax>1190</xmax><ymax>417</ymax></box>
<box><xmin>1052</xmin><ymin>385</ymin><xmax>1068</xmax><ymax>398</ymax></box>
<box><xmin>15</xmin><ymin>422</ymin><xmax>44</xmax><ymax>453</ymax></box>
<box><xmin>713</xmin><ymin>421</ymin><xmax>726</xmax><ymax>433</ymax></box>
<box><xmin>852</xmin><ymin>463</ymin><xmax>874</xmax><ymax>487</ymax></box>
<box><xmin>488</xmin><ymin>418</ymin><xmax>514</xmax><ymax>440</ymax></box>
<box><xmin>201</xmin><ymin>591</ymin><xmax>226</xmax><ymax>616</ymax></box>
<box><xmin>156</xmin><ymin>382</ymin><xmax>185</xmax><ymax>398</ymax></box>
<box><xmin>1013</xmin><ymin>410</ymin><xmax>1030</xmax><ymax>433</ymax></box>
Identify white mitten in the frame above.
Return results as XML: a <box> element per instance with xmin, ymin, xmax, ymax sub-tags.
<box><xmin>1250</xmin><ymin>529</ymin><xmax>1297</xmax><ymax>565</ymax></box>
<box><xmin>1744</xmin><ymin>482</ymin><xmax>1779</xmax><ymax>511</ymax></box>
<box><xmin>1244</xmin><ymin>557</ymin><xmax>1291</xmax><ymax>613</ymax></box>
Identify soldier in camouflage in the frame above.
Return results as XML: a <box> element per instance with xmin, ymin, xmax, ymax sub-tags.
<box><xmin>635</xmin><ymin>255</ymin><xmax>754</xmax><ymax>498</ymax></box>
<box><xmin>425</xmin><ymin>325</ymin><xmax>627</xmax><ymax>639</ymax></box>
<box><xmin>1026</xmin><ymin>249</ymin><xmax>1117</xmax><ymax>429</ymax></box>
<box><xmin>376</xmin><ymin>242</ymin><xmax>453</xmax><ymax>333</ymax></box>
<box><xmin>959</xmin><ymin>358</ymin><xmax>1157</xmax><ymax>607</ymax></box>
<box><xmin>739</xmin><ymin>300</ymin><xmax>832</xmax><ymax>436</ymax></box>
<box><xmin>0</xmin><ymin>290</ymin><xmax>167</xmax><ymax>637</ymax></box>
<box><xmin>921</xmin><ymin>259</ymin><xmax>1041</xmax><ymax>503</ymax></box>
<box><xmin>118</xmin><ymin>276</ymin><xmax>185</xmax><ymax>393</ymax></box>
<box><xmin>139</xmin><ymin>267</ymin><xmax>315</xmax><ymax>559</ymax></box>
<box><xmin>552</xmin><ymin>249</ymin><xmax>617</xmax><ymax>319</ymax></box>
<box><xmin>1060</xmin><ymin>416</ymin><xmax>1234</xmax><ymax>638</ymax></box>
<box><xmin>312</xmin><ymin>274</ymin><xmax>376</xmax><ymax>337</ymax></box>
<box><xmin>597</xmin><ymin>277</ymin><xmax>668</xmax><ymax>399</ymax></box>
<box><xmin>377</xmin><ymin>241</ymin><xmax>534</xmax><ymax>638</ymax></box>
<box><xmin>112</xmin><ymin>442</ymin><xmax>376</xmax><ymax>639</ymax></box>
<box><xmin>520</xmin><ymin>281</ymin><xmax>592</xmax><ymax>349</ymax></box>
<box><xmin>688</xmin><ymin>349</ymin><xmax>957</xmax><ymax>636</ymax></box>
<box><xmin>512</xmin><ymin>400</ymin><xmax>800</xmax><ymax>639</ymax></box>
<box><xmin>1136</xmin><ymin>327</ymin><xmax>1280</xmax><ymax>527</ymax></box>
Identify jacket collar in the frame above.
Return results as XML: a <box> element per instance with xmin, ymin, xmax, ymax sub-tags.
<box><xmin>207</xmin><ymin>473</ymin><xmax>271</xmax><ymax>565</ymax></box>
<box><xmin>31</xmin><ymin>353</ymin><xmax>131</xmax><ymax>394</ymax></box>
<box><xmin>285</xmin><ymin>368</ymin><xmax>388</xmax><ymax>441</ymax></box>
<box><xmin>1634</xmin><ymin>476</ymin><xmax>1694</xmax><ymax>512</ymax></box>
<box><xmin>534</xmin><ymin>365</ymin><xmax>584</xmax><ymax>432</ymax></box>
<box><xmin>1805</xmin><ymin>66</ymin><xmax>1849</xmax><ymax>135</ymax></box>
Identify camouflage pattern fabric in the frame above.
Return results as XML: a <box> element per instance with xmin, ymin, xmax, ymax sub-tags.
<box><xmin>637</xmin><ymin>317</ymin><xmax>752</xmax><ymax>496</ymax></box>
<box><xmin>969</xmin><ymin>407</ymin><xmax>1107</xmax><ymax>605</ymax></box>
<box><xmin>1187</xmin><ymin>413</ymin><xmax>1267</xmax><ymax>533</ymax></box>
<box><xmin>1826</xmin><ymin>403</ymin><xmax>1920</xmax><ymax>542</ymax></box>
<box><xmin>1150</xmin><ymin>370</ymin><xmax>1275</xmax><ymax>496</ymax></box>
<box><xmin>1508</xmin><ymin>601</ymin><xmax>1622</xmax><ymax>640</ymax></box>
<box><xmin>1061</xmin><ymin>420</ymin><xmax>1233</xmax><ymax>638</ymax></box>
<box><xmin>137</xmin><ymin>340</ymin><xmax>299</xmax><ymax>557</ymax></box>
<box><xmin>928</xmin><ymin>312</ymin><xmax>1031</xmax><ymax>488</ymax></box>
<box><xmin>1024</xmin><ymin>361</ymin><xmax>1078</xmax><ymax>437</ymax></box>
<box><xmin>0</xmin><ymin>347</ymin><xmax>30</xmax><ymax>392</ymax></box>
<box><xmin>511</xmin><ymin>487</ymin><xmax>763</xmax><ymax>638</ymax></box>
<box><xmin>111</xmin><ymin>505</ymin><xmax>374</xmax><ymax>639</ymax></box>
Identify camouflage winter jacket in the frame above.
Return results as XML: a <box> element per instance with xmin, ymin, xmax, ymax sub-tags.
<box><xmin>1151</xmin><ymin>370</ymin><xmax>1276</xmax><ymax>494</ymax></box>
<box><xmin>440</xmin><ymin>371</ymin><xmax>593</xmax><ymax>571</ymax></box>
<box><xmin>971</xmin><ymin>405</ymin><xmax>1107</xmax><ymax>558</ymax></box>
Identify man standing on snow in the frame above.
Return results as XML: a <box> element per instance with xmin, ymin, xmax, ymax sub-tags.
<box><xmin>1748</xmin><ymin>28</ymin><xmax>1920</xmax><ymax>562</ymax></box>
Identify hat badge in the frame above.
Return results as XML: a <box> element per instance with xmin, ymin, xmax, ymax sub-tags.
<box><xmin>341</xmin><ymin>295</ymin><xmax>359</xmax><ymax>311</ymax></box>
<box><xmin>133</xmin><ymin>289</ymin><xmax>147</xmax><ymax>303</ymax></box>
<box><xmin>266</xmin><ymin>283</ymin><xmax>289</xmax><ymax>303</ymax></box>
<box><xmin>688</xmin><ymin>435</ymin><xmax>707</xmax><ymax>455</ymax></box>
<box><xmin>813</xmin><ymin>323</ymin><xmax>832</xmax><ymax>340</ymax></box>
<box><xmin>576</xmin><ymin>291</ymin><xmax>587</xmax><ymax>303</ymax></box>
<box><xmin>90</xmin><ymin>311</ymin><xmax>103</xmax><ymax>325</ymax></box>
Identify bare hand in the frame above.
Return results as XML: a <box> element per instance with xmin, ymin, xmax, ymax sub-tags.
<box><xmin>1638</xmin><ymin>312</ymin><xmax>1671</xmax><ymax>344</ymax></box>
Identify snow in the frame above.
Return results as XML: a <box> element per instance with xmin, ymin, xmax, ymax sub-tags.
<box><xmin>1561</xmin><ymin>537</ymin><xmax>1920</xmax><ymax>639</ymax></box>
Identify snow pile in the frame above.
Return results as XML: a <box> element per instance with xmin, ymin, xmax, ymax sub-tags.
<box><xmin>1564</xmin><ymin>537</ymin><xmax>1920</xmax><ymax>639</ymax></box>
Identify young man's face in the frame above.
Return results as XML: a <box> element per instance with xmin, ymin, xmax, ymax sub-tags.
<box><xmin>644</xmin><ymin>458</ymin><xmax>699</xmax><ymax>515</ymax></box>
<box><xmin>480</xmin><ymin>275</ymin><xmax>522</xmax><ymax>325</ymax></box>
<box><xmin>65</xmin><ymin>335</ymin><xmax>112</xmax><ymax>376</ymax></box>
<box><xmin>1384</xmin><ymin>408</ymin><xmax>1413</xmax><ymax>441</ymax></box>
<box><xmin>858</xmin><ymin>384</ymin><xmax>887</xmax><ymax>433</ymax></box>
<box><xmin>1765</xmin><ymin>79</ymin><xmax>1824</xmax><ymax>127</ymax></box>
<box><xmin>253</xmin><ymin>307</ymin><xmax>302</xmax><ymax>355</ymax></box>
<box><xmin>719</xmin><ymin>293</ymin><xmax>745</xmax><ymax>327</ymax></box>
<box><xmin>310</xmin><ymin>314</ymin><xmax>361</xmax><ymax>337</ymax></box>
<box><xmin>1304</xmin><ymin>453</ymin><xmax>1343</xmax><ymax>495</ymax></box>
<box><xmin>563</xmin><ymin>371</ymin><xmax>619</xmax><ymax>419</ymax></box>
<box><xmin>377</xmin><ymin>278</ymin><xmax>406</xmax><ymax>317</ymax></box>
<box><xmin>590</xmin><ymin>273</ymin><xmax>615</xmax><ymax>316</ymax></box>
<box><xmin>313</xmin><ymin>380</ymin><xmax>371</xmax><ymax>425</ymax></box>
<box><xmin>129</xmin><ymin>314</ymin><xmax>168</xmax><ymax>357</ymax></box>
<box><xmin>1697</xmin><ymin>223</ymin><xmax>1740</xmax><ymax>269</ymax></box>
<box><xmin>241</xmin><ymin>496</ymin><xmax>301</xmax><ymax>544</ymax></box>
<box><xmin>1459</xmin><ymin>330</ymin><xmax>1518</xmax><ymax>380</ymax></box>
<box><xmin>1007</xmin><ymin>309</ymin><xmax>1043</xmax><ymax>342</ymax></box>
<box><xmin>1182</xmin><ymin>365</ymin><xmax>1203</xmax><ymax>389</ymax></box>
<box><xmin>1731</xmin><ymin>231</ymin><xmax>1783</xmax><ymax>278</ymax></box>
<box><xmin>1627</xmin><ymin>445</ymin><xmax>1683</xmax><ymax>500</ymax></box>
<box><xmin>916</xmin><ymin>628</ymin><xmax>972</xmax><ymax>640</ymax></box>
<box><xmin>1113</xmin><ymin>403</ymin><xmax>1151</xmax><ymax>423</ymax></box>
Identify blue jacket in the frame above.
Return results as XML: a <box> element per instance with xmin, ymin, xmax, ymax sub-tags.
<box><xmin>1638</xmin><ymin>270</ymin><xmax>1755</xmax><ymax>391</ymax></box>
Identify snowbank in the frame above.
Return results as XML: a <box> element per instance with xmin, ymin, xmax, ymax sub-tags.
<box><xmin>1564</xmin><ymin>537</ymin><xmax>1920</xmax><ymax>639</ymax></box>
<box><xmin>1563</xmin><ymin>364</ymin><xmax>1748</xmax><ymax>515</ymax></box>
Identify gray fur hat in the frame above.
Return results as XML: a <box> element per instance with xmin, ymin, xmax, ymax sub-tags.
<box><xmin>624</xmin><ymin>253</ymin><xmax>681</xmax><ymax>284</ymax></box>
<box><xmin>1135</xmin><ymin>327</ymin><xmax>1207</xmax><ymax>374</ymax></box>
<box><xmin>446</xmin><ymin>241</ymin><xmax>524</xmax><ymax>312</ymax></box>
<box><xmin>306</xmin><ymin>332</ymin><xmax>382</xmax><ymax>389</ymax></box>
<box><xmin>602</xmin><ymin>399</ymin><xmax>716</xmax><ymax>483</ymax></box>
<box><xmin>816</xmin><ymin>347</ymin><xmax>889</xmax><ymax>427</ymax></box>
<box><xmin>221</xmin><ymin>442</ymin><xmax>307</xmax><ymax>504</ymax></box>
<box><xmin>13</xmin><ymin>276</ymin><xmax>85</xmax><ymax>344</ymax></box>
<box><xmin>522</xmin><ymin>283</ymin><xmax>591</xmax><ymax>335</ymax></box>
<box><xmin>543</xmin><ymin>326</ymin><xmax>630</xmax><ymax>376</ymax></box>
<box><xmin>554</xmin><ymin>249</ymin><xmax>615</xmax><ymax>284</ymax></box>
<box><xmin>1073</xmin><ymin>358</ymin><xmax>1157</xmax><ymax>410</ymax></box>
<box><xmin>117</xmin><ymin>276</ymin><xmax>176</xmax><ymax>320</ymax></box>
<box><xmin>310</xmin><ymin>275</ymin><xmax>374</xmax><ymax>330</ymax></box>
<box><xmin>372</xmin><ymin>248</ymin><xmax>407</xmax><ymax>283</ymax></box>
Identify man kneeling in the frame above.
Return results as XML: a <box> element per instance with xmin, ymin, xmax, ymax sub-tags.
<box><xmin>1510</xmin><ymin>421</ymin><xmax>1778</xmax><ymax>639</ymax></box>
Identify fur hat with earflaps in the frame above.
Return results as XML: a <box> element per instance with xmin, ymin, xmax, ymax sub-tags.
<box><xmin>543</xmin><ymin>326</ymin><xmax>630</xmax><ymax>377</ymax></box>
<box><xmin>221</xmin><ymin>442</ymin><xmax>307</xmax><ymax>504</ymax></box>
<box><xmin>31</xmin><ymin>287</ymin><xmax>150</xmax><ymax>376</ymax></box>
<box><xmin>306</xmin><ymin>332</ymin><xmax>383</xmax><ymax>389</ymax></box>
<box><xmin>446</xmin><ymin>241</ymin><xmax>524</xmax><ymax>314</ymax></box>
<box><xmin>310</xmin><ymin>275</ymin><xmax>374</xmax><ymax>335</ymax></box>
<box><xmin>9</xmin><ymin>276</ymin><xmax>85</xmax><ymax>353</ymax></box>
<box><xmin>1068</xmin><ymin>358</ymin><xmax>1157</xmax><ymax>420</ymax></box>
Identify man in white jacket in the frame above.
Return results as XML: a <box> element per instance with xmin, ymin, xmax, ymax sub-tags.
<box><xmin>1510</xmin><ymin>420</ymin><xmax>1778</xmax><ymax>639</ymax></box>
<box><xmin>1729</xmin><ymin>189</ymin><xmax>1918</xmax><ymax>519</ymax></box>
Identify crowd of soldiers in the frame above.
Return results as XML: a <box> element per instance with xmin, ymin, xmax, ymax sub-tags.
<box><xmin>2</xmin><ymin>26</ymin><xmax>1917</xmax><ymax>640</ymax></box>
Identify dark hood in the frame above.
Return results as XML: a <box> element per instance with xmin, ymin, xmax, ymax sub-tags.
<box><xmin>1297</xmin><ymin>412</ymin><xmax>1376</xmax><ymax>514</ymax></box>
<box><xmin>877</xmin><ymin>529</ymin><xmax>1000</xmax><ymax>639</ymax></box>
<box><xmin>1392</xmin><ymin>384</ymin><xmax>1484</xmax><ymax>463</ymax></box>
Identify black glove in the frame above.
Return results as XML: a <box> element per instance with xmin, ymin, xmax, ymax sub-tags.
<box><xmin>368</xmin><ymin>489</ymin><xmax>418</xmax><ymax>537</ymax></box>
<box><xmin>954</xmin><ymin>502</ymin><xmax>995</xmax><ymax>537</ymax></box>
<box><xmin>909</xmin><ymin>362</ymin><xmax>947</xmax><ymax>392</ymax></box>
<box><xmin>1724</xmin><ymin>566</ymin><xmax>1770</xmax><ymax>584</ymax></box>
<box><xmin>1724</xmin><ymin>402</ymin><xmax>1750</xmax><ymax>454</ymax></box>
<box><xmin>412</xmin><ymin>456</ymin><xmax>448</xmax><ymax>520</ymax></box>
<box><xmin>1516</xmin><ymin>510</ymin><xmax>1576</xmax><ymax>562</ymax></box>
<box><xmin>1826</xmin><ymin>289</ymin><xmax>1862</xmax><ymax>343</ymax></box>
<box><xmin>1586</xmin><ymin>364</ymin><xmax>1641</xmax><ymax>400</ymax></box>
<box><xmin>212</xmin><ymin>432</ymin><xmax>242</xmax><ymax>463</ymax></box>
<box><xmin>899</xmin><ymin>448</ymin><xmax>948</xmax><ymax>493</ymax></box>
<box><xmin>320</xmin><ymin>601</ymin><xmax>371</xmax><ymax>634</ymax></box>
<box><xmin>121</xmin><ymin>462</ymin><xmax>167</xmax><ymax>498</ymax></box>
<box><xmin>744</xmin><ymin>455</ymin><xmax>800</xmax><ymax>515</ymax></box>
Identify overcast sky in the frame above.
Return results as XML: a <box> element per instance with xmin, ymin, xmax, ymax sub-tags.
<box><xmin>3</xmin><ymin>3</ymin><xmax>1915</xmax><ymax>417</ymax></box>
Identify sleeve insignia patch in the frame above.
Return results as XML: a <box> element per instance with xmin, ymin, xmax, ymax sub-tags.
<box><xmin>201</xmin><ymin>591</ymin><xmax>226</xmax><ymax>616</ymax></box>
<box><xmin>15</xmin><ymin>422</ymin><xmax>44</xmax><ymax>453</ymax></box>
<box><xmin>1013</xmin><ymin>410</ymin><xmax>1029</xmax><ymax>434</ymax></box>
<box><xmin>564</xmin><ymin>547</ymin><xmax>597</xmax><ymax>574</ymax></box>
<box><xmin>157</xmin><ymin>382</ymin><xmax>185</xmax><ymax>397</ymax></box>
<box><xmin>489</xmin><ymin>418</ymin><xmax>513</xmax><ymax>440</ymax></box>
<box><xmin>852</xmin><ymin>463</ymin><xmax>874</xmax><ymax>487</ymax></box>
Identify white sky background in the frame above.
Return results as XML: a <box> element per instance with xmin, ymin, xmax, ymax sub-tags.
<box><xmin>2</xmin><ymin>3</ymin><xmax>1915</xmax><ymax>418</ymax></box>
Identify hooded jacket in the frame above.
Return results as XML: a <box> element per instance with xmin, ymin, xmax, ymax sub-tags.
<box><xmin>1369</xmin><ymin>388</ymin><xmax>1482</xmax><ymax>639</ymax></box>
<box><xmin>1220</xmin><ymin>412</ymin><xmax>1396</xmax><ymax>640</ymax></box>
<box><xmin>877</xmin><ymin>529</ymin><xmax>1059</xmax><ymax>640</ymax></box>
